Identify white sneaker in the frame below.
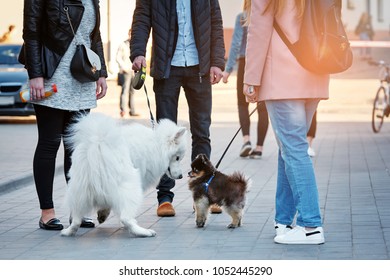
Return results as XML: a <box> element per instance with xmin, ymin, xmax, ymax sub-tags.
<box><xmin>274</xmin><ymin>223</ymin><xmax>293</xmax><ymax>236</ymax></box>
<box><xmin>274</xmin><ymin>226</ymin><xmax>325</xmax><ymax>244</ymax></box>
<box><xmin>307</xmin><ymin>147</ymin><xmax>316</xmax><ymax>157</ymax></box>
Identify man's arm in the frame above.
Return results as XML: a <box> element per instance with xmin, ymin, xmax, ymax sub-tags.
<box><xmin>130</xmin><ymin>0</ymin><xmax>152</xmax><ymax>64</ymax></box>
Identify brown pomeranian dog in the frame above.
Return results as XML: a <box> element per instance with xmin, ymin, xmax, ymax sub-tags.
<box><xmin>188</xmin><ymin>154</ymin><xmax>249</xmax><ymax>229</ymax></box>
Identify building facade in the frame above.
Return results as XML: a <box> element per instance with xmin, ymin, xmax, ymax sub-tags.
<box><xmin>1</xmin><ymin>0</ymin><xmax>389</xmax><ymax>75</ymax></box>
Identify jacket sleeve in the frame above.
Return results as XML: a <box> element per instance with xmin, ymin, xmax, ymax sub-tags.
<box><xmin>91</xmin><ymin>1</ymin><xmax>108</xmax><ymax>78</ymax></box>
<box><xmin>225</xmin><ymin>13</ymin><xmax>244</xmax><ymax>73</ymax></box>
<box><xmin>210</xmin><ymin>0</ymin><xmax>225</xmax><ymax>71</ymax></box>
<box><xmin>244</xmin><ymin>0</ymin><xmax>274</xmax><ymax>86</ymax></box>
<box><xmin>92</xmin><ymin>30</ymin><xmax>108</xmax><ymax>78</ymax></box>
<box><xmin>22</xmin><ymin>0</ymin><xmax>45</xmax><ymax>79</ymax></box>
<box><xmin>130</xmin><ymin>0</ymin><xmax>152</xmax><ymax>62</ymax></box>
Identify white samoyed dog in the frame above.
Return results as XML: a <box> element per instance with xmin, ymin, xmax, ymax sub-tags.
<box><xmin>60</xmin><ymin>113</ymin><xmax>187</xmax><ymax>238</ymax></box>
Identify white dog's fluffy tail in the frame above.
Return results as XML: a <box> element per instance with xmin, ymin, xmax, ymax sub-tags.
<box><xmin>66</xmin><ymin>113</ymin><xmax>134</xmax><ymax>200</ymax></box>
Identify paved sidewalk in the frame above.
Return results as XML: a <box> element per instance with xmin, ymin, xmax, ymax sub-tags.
<box><xmin>1</xmin><ymin>53</ymin><xmax>390</xmax><ymax>260</ymax></box>
<box><xmin>1</xmin><ymin>120</ymin><xmax>390</xmax><ymax>260</ymax></box>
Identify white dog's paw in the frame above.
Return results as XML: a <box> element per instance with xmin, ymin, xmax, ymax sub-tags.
<box><xmin>147</xmin><ymin>229</ymin><xmax>157</xmax><ymax>237</ymax></box>
<box><xmin>137</xmin><ymin>228</ymin><xmax>157</xmax><ymax>238</ymax></box>
<box><xmin>61</xmin><ymin>227</ymin><xmax>76</xmax><ymax>237</ymax></box>
<box><xmin>130</xmin><ymin>227</ymin><xmax>157</xmax><ymax>238</ymax></box>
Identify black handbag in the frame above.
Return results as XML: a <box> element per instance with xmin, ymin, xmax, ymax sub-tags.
<box><xmin>70</xmin><ymin>44</ymin><xmax>100</xmax><ymax>83</ymax></box>
<box><xmin>65</xmin><ymin>6</ymin><xmax>101</xmax><ymax>83</ymax></box>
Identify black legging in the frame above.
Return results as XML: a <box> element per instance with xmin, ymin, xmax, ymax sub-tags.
<box><xmin>237</xmin><ymin>57</ymin><xmax>269</xmax><ymax>146</ymax></box>
<box><xmin>33</xmin><ymin>104</ymin><xmax>89</xmax><ymax>209</ymax></box>
<box><xmin>307</xmin><ymin>111</ymin><xmax>317</xmax><ymax>138</ymax></box>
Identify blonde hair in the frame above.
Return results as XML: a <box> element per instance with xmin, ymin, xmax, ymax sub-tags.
<box><xmin>242</xmin><ymin>0</ymin><xmax>251</xmax><ymax>26</ymax></box>
<box><xmin>265</xmin><ymin>0</ymin><xmax>305</xmax><ymax>18</ymax></box>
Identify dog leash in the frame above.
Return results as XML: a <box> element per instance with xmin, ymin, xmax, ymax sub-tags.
<box><xmin>142</xmin><ymin>84</ymin><xmax>156</xmax><ymax>128</ymax></box>
<box><xmin>215</xmin><ymin>103</ymin><xmax>259</xmax><ymax>169</ymax></box>
<box><xmin>135</xmin><ymin>71</ymin><xmax>259</xmax><ymax>168</ymax></box>
<box><xmin>133</xmin><ymin>68</ymin><xmax>156</xmax><ymax>128</ymax></box>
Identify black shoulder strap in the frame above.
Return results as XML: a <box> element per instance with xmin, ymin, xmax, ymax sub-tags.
<box><xmin>273</xmin><ymin>21</ymin><xmax>294</xmax><ymax>51</ymax></box>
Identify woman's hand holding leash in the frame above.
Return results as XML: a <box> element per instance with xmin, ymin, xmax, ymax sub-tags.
<box><xmin>243</xmin><ymin>84</ymin><xmax>259</xmax><ymax>103</ymax></box>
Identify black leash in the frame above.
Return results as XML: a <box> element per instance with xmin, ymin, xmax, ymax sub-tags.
<box><xmin>215</xmin><ymin>103</ymin><xmax>259</xmax><ymax>169</ymax></box>
<box><xmin>142</xmin><ymin>84</ymin><xmax>156</xmax><ymax>128</ymax></box>
<box><xmin>139</xmin><ymin>77</ymin><xmax>258</xmax><ymax>169</ymax></box>
<box><xmin>133</xmin><ymin>68</ymin><xmax>156</xmax><ymax>128</ymax></box>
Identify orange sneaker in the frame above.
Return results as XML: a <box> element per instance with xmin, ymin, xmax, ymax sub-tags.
<box><xmin>157</xmin><ymin>202</ymin><xmax>176</xmax><ymax>217</ymax></box>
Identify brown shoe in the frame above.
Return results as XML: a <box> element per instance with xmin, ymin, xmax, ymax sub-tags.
<box><xmin>210</xmin><ymin>204</ymin><xmax>222</xmax><ymax>214</ymax></box>
<box><xmin>157</xmin><ymin>202</ymin><xmax>176</xmax><ymax>217</ymax></box>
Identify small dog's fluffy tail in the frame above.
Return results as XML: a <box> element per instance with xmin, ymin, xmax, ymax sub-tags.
<box><xmin>231</xmin><ymin>171</ymin><xmax>251</xmax><ymax>192</ymax></box>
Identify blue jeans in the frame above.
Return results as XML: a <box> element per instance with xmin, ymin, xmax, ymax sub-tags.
<box><xmin>265</xmin><ymin>99</ymin><xmax>322</xmax><ymax>228</ymax></box>
<box><xmin>153</xmin><ymin>65</ymin><xmax>212</xmax><ymax>204</ymax></box>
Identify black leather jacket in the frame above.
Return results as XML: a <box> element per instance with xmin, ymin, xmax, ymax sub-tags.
<box><xmin>19</xmin><ymin>0</ymin><xmax>107</xmax><ymax>79</ymax></box>
<box><xmin>130</xmin><ymin>0</ymin><xmax>225</xmax><ymax>80</ymax></box>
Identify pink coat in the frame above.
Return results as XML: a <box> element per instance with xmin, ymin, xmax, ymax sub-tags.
<box><xmin>244</xmin><ymin>0</ymin><xmax>329</xmax><ymax>101</ymax></box>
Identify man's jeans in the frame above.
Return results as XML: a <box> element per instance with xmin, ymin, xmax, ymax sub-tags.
<box><xmin>266</xmin><ymin>99</ymin><xmax>322</xmax><ymax>227</ymax></box>
<box><xmin>153</xmin><ymin>65</ymin><xmax>212</xmax><ymax>204</ymax></box>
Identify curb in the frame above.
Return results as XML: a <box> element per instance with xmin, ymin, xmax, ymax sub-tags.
<box><xmin>0</xmin><ymin>173</ymin><xmax>33</xmax><ymax>194</ymax></box>
<box><xmin>0</xmin><ymin>165</ymin><xmax>63</xmax><ymax>195</ymax></box>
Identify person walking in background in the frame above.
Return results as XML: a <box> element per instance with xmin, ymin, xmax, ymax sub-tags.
<box><xmin>355</xmin><ymin>12</ymin><xmax>374</xmax><ymax>60</ymax></box>
<box><xmin>244</xmin><ymin>0</ymin><xmax>328</xmax><ymax>244</ymax></box>
<box><xmin>0</xmin><ymin>25</ymin><xmax>16</xmax><ymax>43</ymax></box>
<box><xmin>19</xmin><ymin>0</ymin><xmax>108</xmax><ymax>230</ymax></box>
<box><xmin>116</xmin><ymin>28</ymin><xmax>139</xmax><ymax>118</ymax></box>
<box><xmin>222</xmin><ymin>0</ymin><xmax>269</xmax><ymax>159</ymax></box>
<box><xmin>307</xmin><ymin>111</ymin><xmax>317</xmax><ymax>157</ymax></box>
<box><xmin>130</xmin><ymin>0</ymin><xmax>225</xmax><ymax>217</ymax></box>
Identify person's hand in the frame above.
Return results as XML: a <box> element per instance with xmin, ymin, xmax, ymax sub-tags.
<box><xmin>132</xmin><ymin>56</ymin><xmax>147</xmax><ymax>71</ymax></box>
<box><xmin>222</xmin><ymin>71</ymin><xmax>230</xmax><ymax>83</ymax></box>
<box><xmin>210</xmin><ymin>66</ymin><xmax>223</xmax><ymax>84</ymax></box>
<box><xmin>96</xmin><ymin>77</ymin><xmax>108</xmax><ymax>100</ymax></box>
<box><xmin>29</xmin><ymin>77</ymin><xmax>45</xmax><ymax>100</ymax></box>
<box><xmin>243</xmin><ymin>83</ymin><xmax>259</xmax><ymax>103</ymax></box>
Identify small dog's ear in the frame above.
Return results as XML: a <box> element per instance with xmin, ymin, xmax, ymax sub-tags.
<box><xmin>200</xmin><ymin>154</ymin><xmax>208</xmax><ymax>164</ymax></box>
<box><xmin>174</xmin><ymin>127</ymin><xmax>187</xmax><ymax>143</ymax></box>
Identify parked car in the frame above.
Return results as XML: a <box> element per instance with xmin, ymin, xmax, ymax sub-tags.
<box><xmin>0</xmin><ymin>43</ymin><xmax>34</xmax><ymax>116</ymax></box>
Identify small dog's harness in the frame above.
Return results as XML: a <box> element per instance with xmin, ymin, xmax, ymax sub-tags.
<box><xmin>202</xmin><ymin>173</ymin><xmax>215</xmax><ymax>192</ymax></box>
